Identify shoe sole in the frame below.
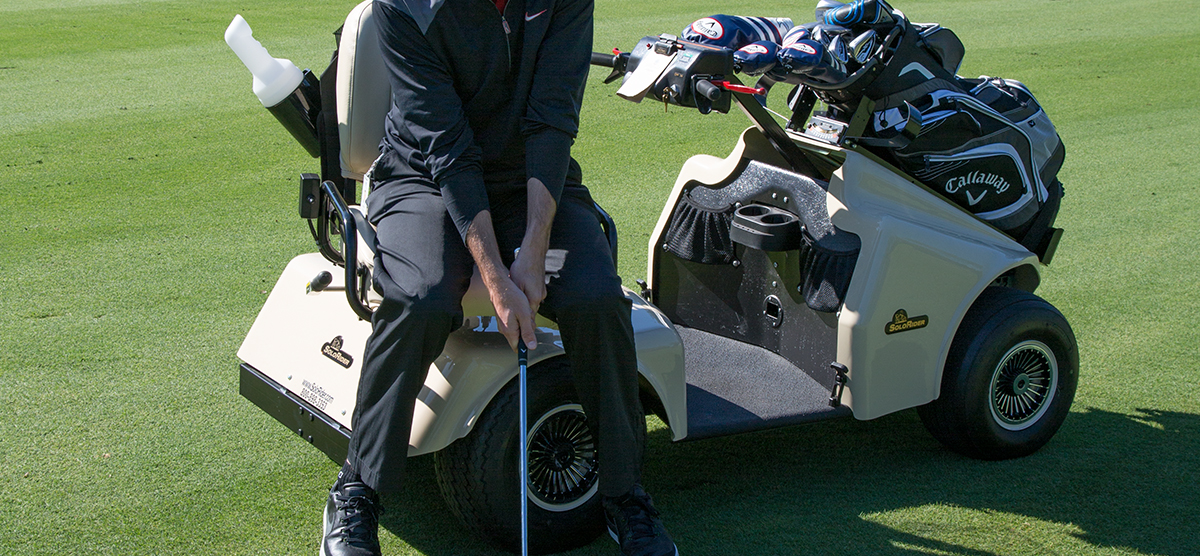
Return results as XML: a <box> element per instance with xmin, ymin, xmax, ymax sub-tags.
<box><xmin>320</xmin><ymin>500</ymin><xmax>332</xmax><ymax>556</ymax></box>
<box><xmin>607</xmin><ymin>526</ymin><xmax>679</xmax><ymax>556</ymax></box>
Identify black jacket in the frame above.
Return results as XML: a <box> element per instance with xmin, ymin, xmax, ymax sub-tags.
<box><xmin>370</xmin><ymin>0</ymin><xmax>593</xmax><ymax>241</ymax></box>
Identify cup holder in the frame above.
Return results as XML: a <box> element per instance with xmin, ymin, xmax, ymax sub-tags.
<box><xmin>730</xmin><ymin>203</ymin><xmax>803</xmax><ymax>252</ymax></box>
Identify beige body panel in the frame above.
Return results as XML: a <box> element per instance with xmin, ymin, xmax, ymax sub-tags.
<box><xmin>238</xmin><ymin>253</ymin><xmax>686</xmax><ymax>457</ymax></box>
<box><xmin>648</xmin><ymin>127</ymin><xmax>1041</xmax><ymax>421</ymax></box>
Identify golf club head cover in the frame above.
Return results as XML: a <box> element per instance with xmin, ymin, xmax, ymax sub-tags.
<box><xmin>822</xmin><ymin>0</ymin><xmax>896</xmax><ymax>29</ymax></box>
<box><xmin>733</xmin><ymin>40</ymin><xmax>780</xmax><ymax>75</ymax></box>
<box><xmin>774</xmin><ymin>39</ymin><xmax>848</xmax><ymax>84</ymax></box>
<box><xmin>814</xmin><ymin>0</ymin><xmax>846</xmax><ymax>20</ymax></box>
<box><xmin>681</xmin><ymin>15</ymin><xmax>793</xmax><ymax>50</ymax></box>
<box><xmin>810</xmin><ymin>24</ymin><xmax>853</xmax><ymax>47</ymax></box>
<box><xmin>781</xmin><ymin>22</ymin><xmax>818</xmax><ymax>46</ymax></box>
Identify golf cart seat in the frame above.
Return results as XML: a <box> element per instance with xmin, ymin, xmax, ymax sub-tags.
<box><xmin>336</xmin><ymin>0</ymin><xmax>387</xmax><ymax>185</ymax></box>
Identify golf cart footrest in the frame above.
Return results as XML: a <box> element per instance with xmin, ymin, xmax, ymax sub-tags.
<box><xmin>678</xmin><ymin>326</ymin><xmax>851</xmax><ymax>440</ymax></box>
<box><xmin>239</xmin><ymin>363</ymin><xmax>350</xmax><ymax>464</ymax></box>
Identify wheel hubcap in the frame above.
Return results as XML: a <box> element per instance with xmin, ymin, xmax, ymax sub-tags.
<box><xmin>526</xmin><ymin>403</ymin><xmax>598</xmax><ymax>511</ymax></box>
<box><xmin>989</xmin><ymin>340</ymin><xmax>1058</xmax><ymax>431</ymax></box>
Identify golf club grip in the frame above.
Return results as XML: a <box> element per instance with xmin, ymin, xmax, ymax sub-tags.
<box><xmin>591</xmin><ymin>51</ymin><xmax>616</xmax><ymax>67</ymax></box>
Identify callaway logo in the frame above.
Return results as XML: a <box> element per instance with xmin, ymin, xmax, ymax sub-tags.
<box><xmin>740</xmin><ymin>44</ymin><xmax>769</xmax><ymax>55</ymax></box>
<box><xmin>524</xmin><ymin>9</ymin><xmax>547</xmax><ymax>21</ymax></box>
<box><xmin>692</xmin><ymin>17</ymin><xmax>724</xmax><ymax>39</ymax></box>
<box><xmin>944</xmin><ymin>171</ymin><xmax>1012</xmax><ymax>201</ymax></box>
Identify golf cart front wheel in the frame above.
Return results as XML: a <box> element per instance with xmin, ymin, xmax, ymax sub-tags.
<box><xmin>918</xmin><ymin>287</ymin><xmax>1078</xmax><ymax>460</ymax></box>
<box><xmin>434</xmin><ymin>357</ymin><xmax>613</xmax><ymax>554</ymax></box>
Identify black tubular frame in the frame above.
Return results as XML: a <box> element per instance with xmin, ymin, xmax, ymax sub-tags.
<box><xmin>321</xmin><ymin>180</ymin><xmax>375</xmax><ymax>321</ymax></box>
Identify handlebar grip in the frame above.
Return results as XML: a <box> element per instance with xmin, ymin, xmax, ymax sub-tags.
<box><xmin>591</xmin><ymin>51</ymin><xmax>615</xmax><ymax>67</ymax></box>
<box><xmin>695</xmin><ymin>79</ymin><xmax>722</xmax><ymax>101</ymax></box>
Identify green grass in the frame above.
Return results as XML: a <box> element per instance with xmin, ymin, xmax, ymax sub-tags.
<box><xmin>2</xmin><ymin>0</ymin><xmax>1198</xmax><ymax>554</ymax></box>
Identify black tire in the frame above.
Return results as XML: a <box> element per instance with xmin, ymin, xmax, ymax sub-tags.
<box><xmin>433</xmin><ymin>357</ymin><xmax>613</xmax><ymax>554</ymax></box>
<box><xmin>918</xmin><ymin>287</ymin><xmax>1078</xmax><ymax>460</ymax></box>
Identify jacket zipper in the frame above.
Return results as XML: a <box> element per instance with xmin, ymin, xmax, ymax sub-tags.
<box><xmin>485</xmin><ymin>0</ymin><xmax>512</xmax><ymax>68</ymax></box>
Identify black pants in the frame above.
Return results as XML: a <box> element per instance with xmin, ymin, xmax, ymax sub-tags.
<box><xmin>347</xmin><ymin>180</ymin><xmax>645</xmax><ymax>498</ymax></box>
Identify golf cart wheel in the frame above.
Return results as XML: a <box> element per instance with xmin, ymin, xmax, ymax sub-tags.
<box><xmin>918</xmin><ymin>287</ymin><xmax>1078</xmax><ymax>460</ymax></box>
<box><xmin>434</xmin><ymin>357</ymin><xmax>611</xmax><ymax>554</ymax></box>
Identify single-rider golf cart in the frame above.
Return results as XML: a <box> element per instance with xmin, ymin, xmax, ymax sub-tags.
<box><xmin>229</xmin><ymin>2</ymin><xmax>1077</xmax><ymax>553</ymax></box>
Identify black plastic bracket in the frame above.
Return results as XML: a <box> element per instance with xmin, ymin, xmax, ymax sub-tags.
<box><xmin>300</xmin><ymin>173</ymin><xmax>321</xmax><ymax>219</ymax></box>
<box><xmin>829</xmin><ymin>362</ymin><xmax>849</xmax><ymax>407</ymax></box>
<box><xmin>636</xmin><ymin>279</ymin><xmax>652</xmax><ymax>303</ymax></box>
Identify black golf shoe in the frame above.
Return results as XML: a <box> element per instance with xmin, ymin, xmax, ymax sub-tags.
<box><xmin>603</xmin><ymin>484</ymin><xmax>678</xmax><ymax>556</ymax></box>
<box><xmin>321</xmin><ymin>481</ymin><xmax>383</xmax><ymax>556</ymax></box>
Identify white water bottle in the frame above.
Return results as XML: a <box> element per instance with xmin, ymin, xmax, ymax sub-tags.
<box><xmin>225</xmin><ymin>14</ymin><xmax>303</xmax><ymax>108</ymax></box>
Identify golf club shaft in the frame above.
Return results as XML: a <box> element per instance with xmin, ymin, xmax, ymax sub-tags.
<box><xmin>518</xmin><ymin>340</ymin><xmax>529</xmax><ymax>556</ymax></box>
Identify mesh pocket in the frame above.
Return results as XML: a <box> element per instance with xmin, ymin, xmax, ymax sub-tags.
<box><xmin>662</xmin><ymin>190</ymin><xmax>736</xmax><ymax>264</ymax></box>
<box><xmin>797</xmin><ymin>227</ymin><xmax>859</xmax><ymax>313</ymax></box>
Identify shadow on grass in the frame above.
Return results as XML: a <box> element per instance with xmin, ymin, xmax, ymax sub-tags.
<box><xmin>376</xmin><ymin>406</ymin><xmax>1199</xmax><ymax>555</ymax></box>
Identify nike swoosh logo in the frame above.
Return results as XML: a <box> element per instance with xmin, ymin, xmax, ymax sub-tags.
<box><xmin>525</xmin><ymin>9</ymin><xmax>547</xmax><ymax>21</ymax></box>
<box><xmin>966</xmin><ymin>189</ymin><xmax>987</xmax><ymax>206</ymax></box>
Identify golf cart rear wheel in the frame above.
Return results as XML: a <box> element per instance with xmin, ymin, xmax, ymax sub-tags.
<box><xmin>433</xmin><ymin>357</ymin><xmax>610</xmax><ymax>554</ymax></box>
<box><xmin>918</xmin><ymin>287</ymin><xmax>1078</xmax><ymax>460</ymax></box>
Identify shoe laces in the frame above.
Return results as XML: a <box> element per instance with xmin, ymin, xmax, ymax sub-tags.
<box><xmin>615</xmin><ymin>491</ymin><xmax>662</xmax><ymax>540</ymax></box>
<box><xmin>337</xmin><ymin>495</ymin><xmax>382</xmax><ymax>543</ymax></box>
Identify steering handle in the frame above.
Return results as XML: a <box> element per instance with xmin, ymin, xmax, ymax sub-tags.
<box><xmin>591</xmin><ymin>51</ymin><xmax>616</xmax><ymax>67</ymax></box>
<box><xmin>695</xmin><ymin>79</ymin><xmax>722</xmax><ymax>101</ymax></box>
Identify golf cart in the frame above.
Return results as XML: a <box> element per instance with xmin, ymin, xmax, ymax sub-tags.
<box><xmin>230</xmin><ymin>2</ymin><xmax>1077</xmax><ymax>553</ymax></box>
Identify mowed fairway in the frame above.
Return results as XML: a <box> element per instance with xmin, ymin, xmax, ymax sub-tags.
<box><xmin>1</xmin><ymin>0</ymin><xmax>1197</xmax><ymax>554</ymax></box>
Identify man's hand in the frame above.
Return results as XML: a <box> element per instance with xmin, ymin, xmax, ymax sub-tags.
<box><xmin>467</xmin><ymin>210</ymin><xmax>539</xmax><ymax>351</ymax></box>
<box><xmin>509</xmin><ymin>251</ymin><xmax>547</xmax><ymax>316</ymax></box>
<box><xmin>510</xmin><ymin>177</ymin><xmax>557</xmax><ymax>314</ymax></box>
<box><xmin>486</xmin><ymin>270</ymin><xmax>538</xmax><ymax>352</ymax></box>
<box><xmin>465</xmin><ymin>179</ymin><xmax>557</xmax><ymax>352</ymax></box>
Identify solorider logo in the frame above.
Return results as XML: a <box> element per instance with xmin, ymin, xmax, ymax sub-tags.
<box><xmin>885</xmin><ymin>309</ymin><xmax>929</xmax><ymax>335</ymax></box>
<box><xmin>321</xmin><ymin>336</ymin><xmax>354</xmax><ymax>369</ymax></box>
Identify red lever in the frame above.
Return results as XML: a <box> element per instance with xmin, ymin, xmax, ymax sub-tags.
<box><xmin>719</xmin><ymin>81</ymin><xmax>766</xmax><ymax>95</ymax></box>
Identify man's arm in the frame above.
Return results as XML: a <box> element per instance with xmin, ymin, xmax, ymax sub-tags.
<box><xmin>375</xmin><ymin>2</ymin><xmax>489</xmax><ymax>242</ymax></box>
<box><xmin>508</xmin><ymin>0</ymin><xmax>594</xmax><ymax>317</ymax></box>
<box><xmin>466</xmin><ymin>210</ymin><xmax>540</xmax><ymax>351</ymax></box>
<box><xmin>508</xmin><ymin>177</ymin><xmax>556</xmax><ymax>318</ymax></box>
<box><xmin>376</xmin><ymin>3</ymin><xmax>540</xmax><ymax>350</ymax></box>
<box><xmin>522</xmin><ymin>0</ymin><xmax>593</xmax><ymax>207</ymax></box>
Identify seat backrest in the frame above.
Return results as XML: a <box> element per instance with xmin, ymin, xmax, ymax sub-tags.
<box><xmin>337</xmin><ymin>0</ymin><xmax>390</xmax><ymax>182</ymax></box>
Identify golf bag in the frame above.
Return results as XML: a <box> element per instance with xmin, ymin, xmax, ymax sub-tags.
<box><xmin>805</xmin><ymin>10</ymin><xmax>1064</xmax><ymax>248</ymax></box>
<box><xmin>870</xmin><ymin>76</ymin><xmax>1065</xmax><ymax>243</ymax></box>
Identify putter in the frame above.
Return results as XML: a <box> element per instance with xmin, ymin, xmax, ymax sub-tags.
<box><xmin>517</xmin><ymin>339</ymin><xmax>530</xmax><ymax>556</ymax></box>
